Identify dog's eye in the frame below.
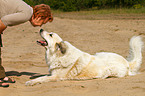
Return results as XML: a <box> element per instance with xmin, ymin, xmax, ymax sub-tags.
<box><xmin>49</xmin><ymin>34</ymin><xmax>53</xmax><ymax>37</ymax></box>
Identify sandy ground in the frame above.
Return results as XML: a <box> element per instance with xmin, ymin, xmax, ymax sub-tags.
<box><xmin>0</xmin><ymin>17</ymin><xmax>145</xmax><ymax>96</ymax></box>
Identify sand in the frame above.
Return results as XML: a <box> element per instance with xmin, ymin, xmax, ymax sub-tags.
<box><xmin>0</xmin><ymin>17</ymin><xmax>145</xmax><ymax>96</ymax></box>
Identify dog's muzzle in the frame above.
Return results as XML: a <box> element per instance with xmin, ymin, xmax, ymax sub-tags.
<box><xmin>37</xmin><ymin>40</ymin><xmax>48</xmax><ymax>46</ymax></box>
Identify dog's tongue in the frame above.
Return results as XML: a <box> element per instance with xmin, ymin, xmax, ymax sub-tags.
<box><xmin>38</xmin><ymin>40</ymin><xmax>45</xmax><ymax>44</ymax></box>
<box><xmin>37</xmin><ymin>40</ymin><xmax>48</xmax><ymax>46</ymax></box>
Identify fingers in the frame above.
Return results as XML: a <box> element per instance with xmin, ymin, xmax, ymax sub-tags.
<box><xmin>43</xmin><ymin>16</ymin><xmax>53</xmax><ymax>24</ymax></box>
<box><xmin>30</xmin><ymin>14</ymin><xmax>53</xmax><ymax>27</ymax></box>
<box><xmin>30</xmin><ymin>17</ymin><xmax>43</xmax><ymax>27</ymax></box>
<box><xmin>35</xmin><ymin>16</ymin><xmax>41</xmax><ymax>21</ymax></box>
<box><xmin>43</xmin><ymin>18</ymin><xmax>49</xmax><ymax>24</ymax></box>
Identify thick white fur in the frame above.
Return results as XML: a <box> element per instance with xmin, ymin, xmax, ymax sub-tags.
<box><xmin>25</xmin><ymin>30</ymin><xmax>144</xmax><ymax>86</ymax></box>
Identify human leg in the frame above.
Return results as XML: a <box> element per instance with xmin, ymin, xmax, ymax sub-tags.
<box><xmin>0</xmin><ymin>35</ymin><xmax>15</xmax><ymax>87</ymax></box>
<box><xmin>0</xmin><ymin>38</ymin><xmax>6</xmax><ymax>79</ymax></box>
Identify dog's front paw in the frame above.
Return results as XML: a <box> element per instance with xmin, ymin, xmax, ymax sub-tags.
<box><xmin>25</xmin><ymin>80</ymin><xmax>40</xmax><ymax>86</ymax></box>
<box><xmin>25</xmin><ymin>80</ymin><xmax>34</xmax><ymax>86</ymax></box>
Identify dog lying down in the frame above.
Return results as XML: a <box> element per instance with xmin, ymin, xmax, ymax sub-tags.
<box><xmin>25</xmin><ymin>29</ymin><xmax>144</xmax><ymax>86</ymax></box>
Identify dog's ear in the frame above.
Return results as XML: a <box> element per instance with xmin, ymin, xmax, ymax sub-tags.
<box><xmin>56</xmin><ymin>41</ymin><xmax>67</xmax><ymax>54</ymax></box>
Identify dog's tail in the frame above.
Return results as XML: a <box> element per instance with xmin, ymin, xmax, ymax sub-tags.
<box><xmin>127</xmin><ymin>36</ymin><xmax>144</xmax><ymax>75</ymax></box>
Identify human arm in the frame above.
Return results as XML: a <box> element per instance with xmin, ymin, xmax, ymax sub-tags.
<box><xmin>0</xmin><ymin>1</ymin><xmax>33</xmax><ymax>34</ymax></box>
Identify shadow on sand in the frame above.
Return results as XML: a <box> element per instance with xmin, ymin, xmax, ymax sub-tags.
<box><xmin>5</xmin><ymin>71</ymin><xmax>49</xmax><ymax>79</ymax></box>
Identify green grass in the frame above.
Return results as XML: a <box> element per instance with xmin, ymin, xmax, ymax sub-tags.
<box><xmin>52</xmin><ymin>7</ymin><xmax>145</xmax><ymax>20</ymax></box>
<box><xmin>89</xmin><ymin>7</ymin><xmax>145</xmax><ymax>14</ymax></box>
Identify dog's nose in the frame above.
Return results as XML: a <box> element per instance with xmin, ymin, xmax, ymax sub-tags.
<box><xmin>40</xmin><ymin>29</ymin><xmax>44</xmax><ymax>33</ymax></box>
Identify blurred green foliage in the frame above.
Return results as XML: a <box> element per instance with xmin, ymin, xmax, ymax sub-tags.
<box><xmin>23</xmin><ymin>0</ymin><xmax>145</xmax><ymax>11</ymax></box>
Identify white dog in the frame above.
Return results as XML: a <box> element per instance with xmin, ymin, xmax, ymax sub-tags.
<box><xmin>25</xmin><ymin>29</ymin><xmax>144</xmax><ymax>86</ymax></box>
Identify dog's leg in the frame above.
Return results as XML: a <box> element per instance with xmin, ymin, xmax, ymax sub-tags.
<box><xmin>25</xmin><ymin>75</ymin><xmax>57</xmax><ymax>86</ymax></box>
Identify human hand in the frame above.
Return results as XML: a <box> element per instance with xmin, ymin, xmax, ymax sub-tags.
<box><xmin>30</xmin><ymin>15</ymin><xmax>44</xmax><ymax>27</ymax></box>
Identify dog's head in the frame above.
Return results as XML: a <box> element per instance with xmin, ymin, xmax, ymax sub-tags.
<box><xmin>37</xmin><ymin>29</ymin><xmax>67</xmax><ymax>54</ymax></box>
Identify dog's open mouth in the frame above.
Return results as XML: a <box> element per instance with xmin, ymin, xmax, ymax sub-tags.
<box><xmin>37</xmin><ymin>40</ymin><xmax>48</xmax><ymax>46</ymax></box>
